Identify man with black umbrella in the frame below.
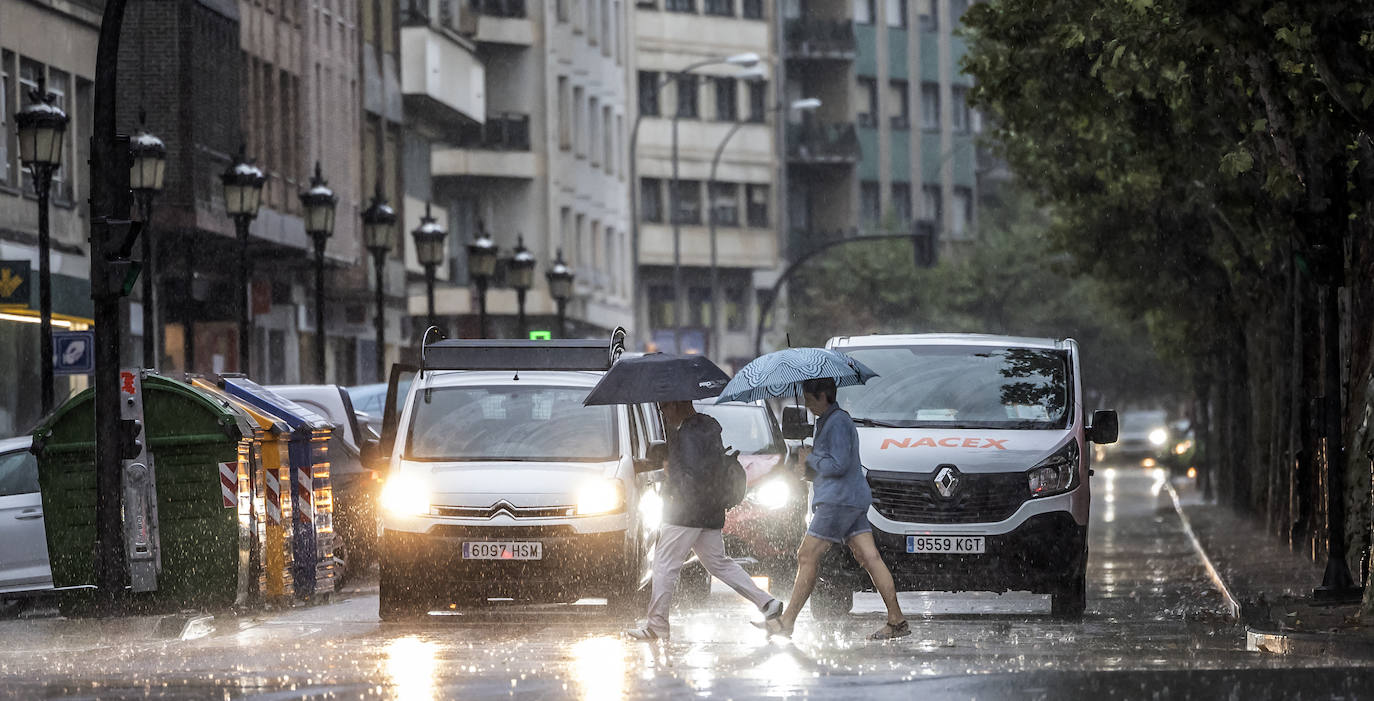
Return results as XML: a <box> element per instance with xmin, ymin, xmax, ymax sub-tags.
<box><xmin>625</xmin><ymin>399</ymin><xmax>784</xmax><ymax>641</ymax></box>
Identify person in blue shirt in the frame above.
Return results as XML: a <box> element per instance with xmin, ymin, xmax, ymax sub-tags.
<box><xmin>776</xmin><ymin>377</ymin><xmax>909</xmax><ymax>640</ymax></box>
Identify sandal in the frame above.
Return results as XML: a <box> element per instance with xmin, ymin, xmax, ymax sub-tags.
<box><xmin>868</xmin><ymin>620</ymin><xmax>910</xmax><ymax>640</ymax></box>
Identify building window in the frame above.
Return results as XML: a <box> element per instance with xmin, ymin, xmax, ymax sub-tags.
<box><xmin>573</xmin><ymin>85</ymin><xmax>585</xmax><ymax>156</ymax></box>
<box><xmin>587</xmin><ymin>0</ymin><xmax>598</xmax><ymax>44</ymax></box>
<box><xmin>710</xmin><ymin>182</ymin><xmax>739</xmax><ymax>226</ymax></box>
<box><xmin>889</xmin><ymin>79</ymin><xmax>910</xmax><ymax>130</ymax></box>
<box><xmin>747</xmin><ymin>80</ymin><xmax>767</xmax><ymax>122</ymax></box>
<box><xmin>589</xmin><ymin>97</ymin><xmax>601</xmax><ymax>165</ymax></box>
<box><xmin>952</xmin><ymin>85</ymin><xmax>971</xmax><ymax>133</ymax></box>
<box><xmin>638</xmin><ymin>71</ymin><xmax>660</xmax><ymax>116</ymax></box>
<box><xmin>649</xmin><ymin>285</ymin><xmax>675</xmax><ymax>327</ymax></box>
<box><xmin>714</xmin><ymin>77</ymin><xmax>738</xmax><ymax>121</ymax></box>
<box><xmin>917</xmin><ymin>0</ymin><xmax>936</xmax><ymax>31</ymax></box>
<box><xmin>860</xmin><ymin>181</ymin><xmax>881</xmax><ymax>227</ymax></box>
<box><xmin>950</xmin><ymin>0</ymin><xmax>968</xmax><ymax>23</ymax></box>
<box><xmin>742</xmin><ymin>0</ymin><xmax>762</xmax><ymax>18</ymax></box>
<box><xmin>921</xmin><ymin>82</ymin><xmax>940</xmax><ymax>130</ymax></box>
<box><xmin>853</xmin><ymin>0</ymin><xmax>873</xmax><ymax>24</ymax></box>
<box><xmin>746</xmin><ymin>183</ymin><xmax>769</xmax><ymax>227</ymax></box>
<box><xmin>559</xmin><ymin>76</ymin><xmax>571</xmax><ymax>149</ymax></box>
<box><xmin>891</xmin><ymin>182</ymin><xmax>912</xmax><ymax>225</ymax></box>
<box><xmin>642</xmin><ymin>178</ymin><xmax>664</xmax><ymax>222</ymax></box>
<box><xmin>557</xmin><ymin>0</ymin><xmax>569</xmax><ymax>21</ymax></box>
<box><xmin>0</xmin><ymin>52</ymin><xmax>10</xmax><ymax>186</ymax></box>
<box><xmin>921</xmin><ymin>184</ymin><xmax>942</xmax><ymax>222</ymax></box>
<box><xmin>671</xmin><ymin>179</ymin><xmax>702</xmax><ymax>224</ymax></box>
<box><xmin>885</xmin><ymin>0</ymin><xmax>906</xmax><ymax>27</ymax></box>
<box><xmin>704</xmin><ymin>0</ymin><xmax>731</xmax><ymax>14</ymax></box>
<box><xmin>603</xmin><ymin>105</ymin><xmax>614</xmax><ymax>171</ymax></box>
<box><xmin>665</xmin><ymin>0</ymin><xmax>694</xmax><ymax>11</ymax></box>
<box><xmin>602</xmin><ymin>0</ymin><xmax>614</xmax><ymax>56</ymax></box>
<box><xmin>675</xmin><ymin>75</ymin><xmax>698</xmax><ymax>118</ymax></box>
<box><xmin>952</xmin><ymin>186</ymin><xmax>973</xmax><ymax>238</ymax></box>
<box><xmin>636</xmin><ymin>0</ymin><xmax>656</xmax><ymax>8</ymax></box>
<box><xmin>725</xmin><ymin>287</ymin><xmax>746</xmax><ymax>330</ymax></box>
<box><xmin>688</xmin><ymin>286</ymin><xmax>711</xmax><ymax>326</ymax></box>
<box><xmin>856</xmin><ymin>77</ymin><xmax>878</xmax><ymax>127</ymax></box>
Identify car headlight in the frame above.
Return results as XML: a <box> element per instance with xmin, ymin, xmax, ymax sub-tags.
<box><xmin>576</xmin><ymin>479</ymin><xmax>626</xmax><ymax>516</ymax></box>
<box><xmin>379</xmin><ymin>472</ymin><xmax>430</xmax><ymax>516</ymax></box>
<box><xmin>749</xmin><ymin>478</ymin><xmax>792</xmax><ymax>510</ymax></box>
<box><xmin>639</xmin><ymin>488</ymin><xmax>663</xmax><ymax>529</ymax></box>
<box><xmin>1173</xmin><ymin>439</ymin><xmax>1194</xmax><ymax>456</ymax></box>
<box><xmin>1148</xmin><ymin>428</ymin><xmax>1168</xmax><ymax>446</ymax></box>
<box><xmin>1027</xmin><ymin>441</ymin><xmax>1079</xmax><ymax>498</ymax></box>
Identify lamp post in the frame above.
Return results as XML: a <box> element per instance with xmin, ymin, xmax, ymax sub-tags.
<box><xmin>299</xmin><ymin>162</ymin><xmax>338</xmax><ymax>383</ymax></box>
<box><xmin>466</xmin><ymin>221</ymin><xmax>497</xmax><ymax>339</ymax></box>
<box><xmin>361</xmin><ymin>185</ymin><xmax>398</xmax><ymax>382</ymax></box>
<box><xmin>411</xmin><ymin>202</ymin><xmax>447</xmax><ymax>334</ymax></box>
<box><xmin>627</xmin><ymin>52</ymin><xmax>760</xmax><ymax>351</ymax></box>
<box><xmin>508</xmin><ymin>236</ymin><xmax>536</xmax><ymax>338</ymax></box>
<box><xmin>130</xmin><ymin>118</ymin><xmax>166</xmax><ymax>370</ymax></box>
<box><xmin>15</xmin><ymin>83</ymin><xmax>69</xmax><ymax>414</ymax></box>
<box><xmin>546</xmin><ymin>249</ymin><xmax>574</xmax><ymax>338</ymax></box>
<box><xmin>221</xmin><ymin>147</ymin><xmax>267</xmax><ymax>375</ymax></box>
<box><xmin>707</xmin><ymin>97</ymin><xmax>819</xmax><ymax>360</ymax></box>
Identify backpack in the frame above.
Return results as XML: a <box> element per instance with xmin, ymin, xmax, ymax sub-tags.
<box><xmin>720</xmin><ymin>448</ymin><xmax>748</xmax><ymax>510</ymax></box>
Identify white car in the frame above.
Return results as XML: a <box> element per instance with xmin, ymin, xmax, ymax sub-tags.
<box><xmin>809</xmin><ymin>334</ymin><xmax>1118</xmax><ymax>619</ymax></box>
<box><xmin>375</xmin><ymin>334</ymin><xmax>666</xmax><ymax>619</ymax></box>
<box><xmin>0</xmin><ymin>436</ymin><xmax>52</xmax><ymax>597</ymax></box>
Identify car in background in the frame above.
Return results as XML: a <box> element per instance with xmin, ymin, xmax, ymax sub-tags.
<box><xmin>268</xmin><ymin>384</ymin><xmax>383</xmax><ymax>584</ymax></box>
<box><xmin>0</xmin><ymin>436</ymin><xmax>52</xmax><ymax>598</ymax></box>
<box><xmin>346</xmin><ymin>383</ymin><xmax>390</xmax><ymax>439</ymax></box>
<box><xmin>677</xmin><ymin>401</ymin><xmax>806</xmax><ymax>598</ymax></box>
<box><xmin>1101</xmin><ymin>409</ymin><xmax>1172</xmax><ymax>468</ymax></box>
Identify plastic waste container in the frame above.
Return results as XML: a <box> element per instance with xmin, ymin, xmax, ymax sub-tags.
<box><xmin>31</xmin><ymin>371</ymin><xmax>258</xmax><ymax>613</ymax></box>
<box><xmin>192</xmin><ymin>378</ymin><xmax>296</xmax><ymax>602</ymax></box>
<box><xmin>219</xmin><ymin>377</ymin><xmax>336</xmax><ymax>600</ymax></box>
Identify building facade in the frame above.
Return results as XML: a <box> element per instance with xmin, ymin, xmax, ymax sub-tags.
<box><xmin>404</xmin><ymin>0</ymin><xmax>636</xmax><ymax>342</ymax></box>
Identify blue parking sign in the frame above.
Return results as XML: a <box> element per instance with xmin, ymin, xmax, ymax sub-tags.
<box><xmin>53</xmin><ymin>331</ymin><xmax>95</xmax><ymax>375</ymax></box>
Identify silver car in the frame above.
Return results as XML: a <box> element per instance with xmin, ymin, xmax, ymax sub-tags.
<box><xmin>0</xmin><ymin>436</ymin><xmax>52</xmax><ymax>597</ymax></box>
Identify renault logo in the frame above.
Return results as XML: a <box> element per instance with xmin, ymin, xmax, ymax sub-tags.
<box><xmin>934</xmin><ymin>466</ymin><xmax>960</xmax><ymax>498</ymax></box>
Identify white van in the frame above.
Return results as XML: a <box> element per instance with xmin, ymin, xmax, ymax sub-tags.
<box><xmin>375</xmin><ymin>333</ymin><xmax>667</xmax><ymax>619</ymax></box>
<box><xmin>802</xmin><ymin>334</ymin><xmax>1118</xmax><ymax>619</ymax></box>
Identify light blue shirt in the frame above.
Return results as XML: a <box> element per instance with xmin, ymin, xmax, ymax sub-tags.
<box><xmin>806</xmin><ymin>404</ymin><xmax>872</xmax><ymax>508</ymax></box>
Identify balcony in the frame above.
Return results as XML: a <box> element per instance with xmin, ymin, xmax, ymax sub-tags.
<box><xmin>784</xmin><ymin>18</ymin><xmax>856</xmax><ymax>59</ymax></box>
<box><xmin>468</xmin><ymin>0</ymin><xmax>534</xmax><ymax>44</ymax></box>
<box><xmin>470</xmin><ymin>0</ymin><xmax>525</xmax><ymax>17</ymax></box>
<box><xmin>431</xmin><ymin>113</ymin><xmax>536</xmax><ymax>179</ymax></box>
<box><xmin>401</xmin><ymin>24</ymin><xmax>486</xmax><ymax>122</ymax></box>
<box><xmin>787</xmin><ymin>121</ymin><xmax>861</xmax><ymax>164</ymax></box>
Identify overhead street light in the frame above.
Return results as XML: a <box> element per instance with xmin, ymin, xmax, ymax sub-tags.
<box><xmin>361</xmin><ymin>184</ymin><xmax>398</xmax><ymax>381</ymax></box>
<box><xmin>299</xmin><ymin>162</ymin><xmax>338</xmax><ymax>383</ymax></box>
<box><xmin>546</xmin><ymin>249</ymin><xmax>574</xmax><ymax>338</ymax></box>
<box><xmin>466</xmin><ymin>221</ymin><xmax>498</xmax><ymax>339</ymax></box>
<box><xmin>411</xmin><ymin>202</ymin><xmax>447</xmax><ymax>335</ymax></box>
<box><xmin>129</xmin><ymin>119</ymin><xmax>166</xmax><ymax>370</ymax></box>
<box><xmin>509</xmin><ymin>236</ymin><xmax>536</xmax><ymax>338</ymax></box>
<box><xmin>220</xmin><ymin>146</ymin><xmax>266</xmax><ymax>375</ymax></box>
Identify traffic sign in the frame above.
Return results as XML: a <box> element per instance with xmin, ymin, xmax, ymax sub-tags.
<box><xmin>0</xmin><ymin>260</ymin><xmax>31</xmax><ymax>308</ymax></box>
<box><xmin>54</xmin><ymin>330</ymin><xmax>95</xmax><ymax>375</ymax></box>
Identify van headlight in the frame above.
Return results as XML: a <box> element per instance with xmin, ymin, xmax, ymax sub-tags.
<box><xmin>380</xmin><ymin>472</ymin><xmax>430</xmax><ymax>516</ymax></box>
<box><xmin>749</xmin><ymin>478</ymin><xmax>792</xmax><ymax>510</ymax></box>
<box><xmin>1148</xmin><ymin>428</ymin><xmax>1168</xmax><ymax>446</ymax></box>
<box><xmin>1027</xmin><ymin>441</ymin><xmax>1079</xmax><ymax>498</ymax></box>
<box><xmin>576</xmin><ymin>479</ymin><xmax>626</xmax><ymax>516</ymax></box>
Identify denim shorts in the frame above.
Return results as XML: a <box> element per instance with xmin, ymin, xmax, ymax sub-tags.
<box><xmin>807</xmin><ymin>503</ymin><xmax>872</xmax><ymax>544</ymax></box>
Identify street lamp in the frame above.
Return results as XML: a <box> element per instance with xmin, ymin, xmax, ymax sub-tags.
<box><xmin>546</xmin><ymin>249</ymin><xmax>574</xmax><ymax>338</ymax></box>
<box><xmin>411</xmin><ymin>202</ymin><xmax>447</xmax><ymax>334</ymax></box>
<box><xmin>628</xmin><ymin>52</ymin><xmax>762</xmax><ymax>351</ymax></box>
<box><xmin>707</xmin><ymin>97</ymin><xmax>820</xmax><ymax>360</ymax></box>
<box><xmin>508</xmin><ymin>235</ymin><xmax>536</xmax><ymax>338</ymax></box>
<box><xmin>15</xmin><ymin>83</ymin><xmax>69</xmax><ymax>414</ymax></box>
<box><xmin>221</xmin><ymin>146</ymin><xmax>267</xmax><ymax>375</ymax></box>
<box><xmin>466</xmin><ymin>221</ymin><xmax>498</xmax><ymax>339</ymax></box>
<box><xmin>130</xmin><ymin>116</ymin><xmax>166</xmax><ymax>370</ymax></box>
<box><xmin>299</xmin><ymin>162</ymin><xmax>337</xmax><ymax>383</ymax></box>
<box><xmin>361</xmin><ymin>184</ymin><xmax>397</xmax><ymax>382</ymax></box>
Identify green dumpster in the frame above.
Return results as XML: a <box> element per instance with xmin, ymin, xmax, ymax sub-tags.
<box><xmin>31</xmin><ymin>371</ymin><xmax>258</xmax><ymax>613</ymax></box>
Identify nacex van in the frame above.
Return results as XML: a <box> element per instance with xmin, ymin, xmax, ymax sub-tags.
<box><xmin>812</xmin><ymin>334</ymin><xmax>1118</xmax><ymax>619</ymax></box>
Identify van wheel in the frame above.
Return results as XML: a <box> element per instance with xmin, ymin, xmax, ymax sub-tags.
<box><xmin>810</xmin><ymin>577</ymin><xmax>853</xmax><ymax>619</ymax></box>
<box><xmin>1050</xmin><ymin>574</ymin><xmax>1086</xmax><ymax>620</ymax></box>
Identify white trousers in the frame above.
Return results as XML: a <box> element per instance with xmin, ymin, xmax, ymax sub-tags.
<box><xmin>645</xmin><ymin>524</ymin><xmax>774</xmax><ymax>636</ymax></box>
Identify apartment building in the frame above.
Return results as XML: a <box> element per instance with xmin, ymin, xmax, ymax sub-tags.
<box><xmin>633</xmin><ymin>0</ymin><xmax>779</xmax><ymax>366</ymax></box>
<box><xmin>404</xmin><ymin>0</ymin><xmax>635</xmax><ymax>341</ymax></box>
<box><xmin>0</xmin><ymin>0</ymin><xmax>99</xmax><ymax>436</ymax></box>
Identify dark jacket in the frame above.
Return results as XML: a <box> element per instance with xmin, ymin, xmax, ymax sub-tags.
<box><xmin>663</xmin><ymin>412</ymin><xmax>728</xmax><ymax>529</ymax></box>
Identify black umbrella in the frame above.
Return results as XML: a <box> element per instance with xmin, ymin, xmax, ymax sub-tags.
<box><xmin>583</xmin><ymin>353</ymin><xmax>730</xmax><ymax>405</ymax></box>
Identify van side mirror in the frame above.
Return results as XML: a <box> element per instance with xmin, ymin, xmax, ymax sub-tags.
<box><xmin>1088</xmin><ymin>410</ymin><xmax>1119</xmax><ymax>444</ymax></box>
<box><xmin>781</xmin><ymin>405</ymin><xmax>812</xmax><ymax>440</ymax></box>
<box><xmin>635</xmin><ymin>439</ymin><xmax>668</xmax><ymax>473</ymax></box>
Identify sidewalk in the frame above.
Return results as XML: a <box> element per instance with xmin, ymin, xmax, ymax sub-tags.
<box><xmin>1168</xmin><ymin>481</ymin><xmax>1374</xmax><ymax>658</ymax></box>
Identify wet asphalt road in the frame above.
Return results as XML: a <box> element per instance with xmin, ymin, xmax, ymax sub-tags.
<box><xmin>1</xmin><ymin>467</ymin><xmax>1372</xmax><ymax>700</ymax></box>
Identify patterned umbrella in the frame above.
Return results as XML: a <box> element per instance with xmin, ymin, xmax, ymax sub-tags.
<box><xmin>715</xmin><ymin>348</ymin><xmax>879</xmax><ymax>404</ymax></box>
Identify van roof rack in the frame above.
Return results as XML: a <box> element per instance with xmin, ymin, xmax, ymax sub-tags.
<box><xmin>422</xmin><ymin>327</ymin><xmax>626</xmax><ymax>372</ymax></box>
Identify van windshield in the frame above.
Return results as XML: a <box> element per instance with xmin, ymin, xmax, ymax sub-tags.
<box><xmin>837</xmin><ymin>346</ymin><xmax>1072</xmax><ymax>430</ymax></box>
<box><xmin>405</xmin><ymin>386</ymin><xmax>619</xmax><ymax>462</ymax></box>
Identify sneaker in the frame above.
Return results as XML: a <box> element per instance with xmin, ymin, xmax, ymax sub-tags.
<box><xmin>624</xmin><ymin>625</ymin><xmax>668</xmax><ymax>641</ymax></box>
<box><xmin>760</xmin><ymin>599</ymin><xmax>784</xmax><ymax>620</ymax></box>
